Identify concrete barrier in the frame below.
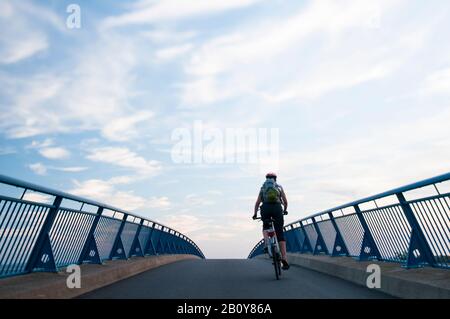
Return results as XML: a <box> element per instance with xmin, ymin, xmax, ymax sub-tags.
<box><xmin>0</xmin><ymin>254</ymin><xmax>200</xmax><ymax>299</ymax></box>
<box><xmin>260</xmin><ymin>253</ymin><xmax>450</xmax><ymax>299</ymax></box>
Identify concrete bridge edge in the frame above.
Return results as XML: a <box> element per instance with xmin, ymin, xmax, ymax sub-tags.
<box><xmin>0</xmin><ymin>254</ymin><xmax>200</xmax><ymax>299</ymax></box>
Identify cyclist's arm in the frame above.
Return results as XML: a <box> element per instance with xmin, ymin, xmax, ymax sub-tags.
<box><xmin>281</xmin><ymin>189</ymin><xmax>288</xmax><ymax>212</ymax></box>
<box><xmin>253</xmin><ymin>193</ymin><xmax>262</xmax><ymax>217</ymax></box>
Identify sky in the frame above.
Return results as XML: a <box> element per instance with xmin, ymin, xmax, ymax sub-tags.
<box><xmin>0</xmin><ymin>0</ymin><xmax>449</xmax><ymax>259</ymax></box>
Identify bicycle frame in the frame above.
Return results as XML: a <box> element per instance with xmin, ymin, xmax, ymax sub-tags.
<box><xmin>263</xmin><ymin>219</ymin><xmax>281</xmax><ymax>258</ymax></box>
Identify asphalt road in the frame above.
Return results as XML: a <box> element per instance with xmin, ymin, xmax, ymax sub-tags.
<box><xmin>79</xmin><ymin>258</ymin><xmax>392</xmax><ymax>299</ymax></box>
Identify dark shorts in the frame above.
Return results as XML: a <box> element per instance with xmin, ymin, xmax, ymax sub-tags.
<box><xmin>260</xmin><ymin>202</ymin><xmax>285</xmax><ymax>242</ymax></box>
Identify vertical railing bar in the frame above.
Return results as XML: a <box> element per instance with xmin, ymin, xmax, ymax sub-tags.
<box><xmin>129</xmin><ymin>219</ymin><xmax>144</xmax><ymax>258</ymax></box>
<box><xmin>14</xmin><ymin>205</ymin><xmax>47</xmax><ymax>274</ymax></box>
<box><xmin>1</xmin><ymin>203</ymin><xmax>33</xmax><ymax>274</ymax></box>
<box><xmin>20</xmin><ymin>189</ymin><xmax>27</xmax><ymax>200</ymax></box>
<box><xmin>375</xmin><ymin>208</ymin><xmax>399</xmax><ymax>261</ymax></box>
<box><xmin>425</xmin><ymin>199</ymin><xmax>448</xmax><ymax>258</ymax></box>
<box><xmin>391</xmin><ymin>205</ymin><xmax>413</xmax><ymax>247</ymax></box>
<box><xmin>67</xmin><ymin>213</ymin><xmax>90</xmax><ymax>265</ymax></box>
<box><xmin>433</xmin><ymin>198</ymin><xmax>450</xmax><ymax>256</ymax></box>
<box><xmin>339</xmin><ymin>215</ymin><xmax>356</xmax><ymax>256</ymax></box>
<box><xmin>8</xmin><ymin>204</ymin><xmax>39</xmax><ymax>274</ymax></box>
<box><xmin>430</xmin><ymin>198</ymin><xmax>450</xmax><ymax>244</ymax></box>
<box><xmin>421</xmin><ymin>201</ymin><xmax>446</xmax><ymax>262</ymax></box>
<box><xmin>396</xmin><ymin>192</ymin><xmax>436</xmax><ymax>267</ymax></box>
<box><xmin>388</xmin><ymin>206</ymin><xmax>411</xmax><ymax>255</ymax></box>
<box><xmin>0</xmin><ymin>202</ymin><xmax>23</xmax><ymax>264</ymax></box>
<box><xmin>0</xmin><ymin>201</ymin><xmax>17</xmax><ymax>250</ymax></box>
<box><xmin>354</xmin><ymin>204</ymin><xmax>381</xmax><ymax>260</ymax></box>
<box><xmin>376</xmin><ymin>208</ymin><xmax>400</xmax><ymax>260</ymax></box>
<box><xmin>364</xmin><ymin>211</ymin><xmax>386</xmax><ymax>260</ymax></box>
<box><xmin>109</xmin><ymin>213</ymin><xmax>128</xmax><ymax>260</ymax></box>
<box><xmin>328</xmin><ymin>211</ymin><xmax>349</xmax><ymax>256</ymax></box>
<box><xmin>432</xmin><ymin>198</ymin><xmax>450</xmax><ymax>235</ymax></box>
<box><xmin>386</xmin><ymin>207</ymin><xmax>408</xmax><ymax>259</ymax></box>
<box><xmin>350</xmin><ymin>213</ymin><xmax>365</xmax><ymax>256</ymax></box>
<box><xmin>5</xmin><ymin>204</ymin><xmax>38</xmax><ymax>273</ymax></box>
<box><xmin>55</xmin><ymin>210</ymin><xmax>76</xmax><ymax>265</ymax></box>
<box><xmin>49</xmin><ymin>210</ymin><xmax>68</xmax><ymax>265</ymax></box>
<box><xmin>433</xmin><ymin>184</ymin><xmax>441</xmax><ymax>195</ymax></box>
<box><xmin>415</xmin><ymin>201</ymin><xmax>441</xmax><ymax>258</ymax></box>
<box><xmin>74</xmin><ymin>213</ymin><xmax>94</xmax><ymax>264</ymax></box>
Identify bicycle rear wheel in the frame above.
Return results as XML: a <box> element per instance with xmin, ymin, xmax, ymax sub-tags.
<box><xmin>271</xmin><ymin>244</ymin><xmax>280</xmax><ymax>280</ymax></box>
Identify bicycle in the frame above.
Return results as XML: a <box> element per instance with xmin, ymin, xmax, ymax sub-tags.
<box><xmin>253</xmin><ymin>210</ymin><xmax>288</xmax><ymax>280</ymax></box>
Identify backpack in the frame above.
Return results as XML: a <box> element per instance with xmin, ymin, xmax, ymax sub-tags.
<box><xmin>261</xmin><ymin>179</ymin><xmax>280</xmax><ymax>203</ymax></box>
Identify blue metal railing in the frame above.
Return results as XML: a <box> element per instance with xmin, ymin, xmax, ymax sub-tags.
<box><xmin>248</xmin><ymin>172</ymin><xmax>450</xmax><ymax>269</ymax></box>
<box><xmin>0</xmin><ymin>175</ymin><xmax>204</xmax><ymax>278</ymax></box>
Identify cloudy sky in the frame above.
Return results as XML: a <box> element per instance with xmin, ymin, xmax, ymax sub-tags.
<box><xmin>0</xmin><ymin>0</ymin><xmax>449</xmax><ymax>258</ymax></box>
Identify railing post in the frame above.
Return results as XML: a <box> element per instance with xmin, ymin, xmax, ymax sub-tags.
<box><xmin>129</xmin><ymin>219</ymin><xmax>145</xmax><ymax>258</ymax></box>
<box><xmin>25</xmin><ymin>196</ymin><xmax>63</xmax><ymax>273</ymax></box>
<box><xmin>299</xmin><ymin>222</ymin><xmax>313</xmax><ymax>253</ymax></box>
<box><xmin>78</xmin><ymin>207</ymin><xmax>103</xmax><ymax>264</ymax></box>
<box><xmin>312</xmin><ymin>217</ymin><xmax>329</xmax><ymax>255</ymax></box>
<box><xmin>354</xmin><ymin>205</ymin><xmax>381</xmax><ymax>260</ymax></box>
<box><xmin>328</xmin><ymin>212</ymin><xmax>349</xmax><ymax>257</ymax></box>
<box><xmin>144</xmin><ymin>223</ymin><xmax>157</xmax><ymax>255</ymax></box>
<box><xmin>109</xmin><ymin>213</ymin><xmax>128</xmax><ymax>260</ymax></box>
<box><xmin>396</xmin><ymin>192</ymin><xmax>436</xmax><ymax>267</ymax></box>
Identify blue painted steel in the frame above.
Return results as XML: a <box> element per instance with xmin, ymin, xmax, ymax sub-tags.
<box><xmin>328</xmin><ymin>212</ymin><xmax>349</xmax><ymax>257</ymax></box>
<box><xmin>78</xmin><ymin>207</ymin><xmax>103</xmax><ymax>264</ymax></box>
<box><xmin>312</xmin><ymin>217</ymin><xmax>329</xmax><ymax>255</ymax></box>
<box><xmin>248</xmin><ymin>172</ymin><xmax>450</xmax><ymax>270</ymax></box>
<box><xmin>0</xmin><ymin>175</ymin><xmax>204</xmax><ymax>278</ymax></box>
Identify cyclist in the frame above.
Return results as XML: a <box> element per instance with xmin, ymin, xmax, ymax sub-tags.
<box><xmin>252</xmin><ymin>172</ymin><xmax>290</xmax><ymax>270</ymax></box>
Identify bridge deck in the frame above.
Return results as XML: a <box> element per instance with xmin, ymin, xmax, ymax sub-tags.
<box><xmin>79</xmin><ymin>259</ymin><xmax>392</xmax><ymax>299</ymax></box>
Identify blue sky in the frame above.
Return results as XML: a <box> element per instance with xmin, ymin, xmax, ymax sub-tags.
<box><xmin>0</xmin><ymin>0</ymin><xmax>450</xmax><ymax>258</ymax></box>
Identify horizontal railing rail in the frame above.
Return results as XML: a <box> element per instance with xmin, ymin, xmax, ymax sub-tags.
<box><xmin>248</xmin><ymin>172</ymin><xmax>450</xmax><ymax>269</ymax></box>
<box><xmin>0</xmin><ymin>175</ymin><xmax>204</xmax><ymax>278</ymax></box>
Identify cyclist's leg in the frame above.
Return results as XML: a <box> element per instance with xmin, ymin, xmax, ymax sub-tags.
<box><xmin>272</xmin><ymin>204</ymin><xmax>289</xmax><ymax>268</ymax></box>
<box><xmin>260</xmin><ymin>204</ymin><xmax>270</xmax><ymax>252</ymax></box>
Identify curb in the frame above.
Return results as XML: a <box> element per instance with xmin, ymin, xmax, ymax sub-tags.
<box><xmin>256</xmin><ymin>253</ymin><xmax>450</xmax><ymax>298</ymax></box>
<box><xmin>0</xmin><ymin>254</ymin><xmax>199</xmax><ymax>299</ymax></box>
<box><xmin>282</xmin><ymin>253</ymin><xmax>450</xmax><ymax>299</ymax></box>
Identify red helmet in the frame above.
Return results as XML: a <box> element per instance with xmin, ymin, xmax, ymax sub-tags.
<box><xmin>265</xmin><ymin>172</ymin><xmax>277</xmax><ymax>179</ymax></box>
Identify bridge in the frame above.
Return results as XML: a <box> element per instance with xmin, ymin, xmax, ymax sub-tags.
<box><xmin>0</xmin><ymin>173</ymin><xmax>449</xmax><ymax>299</ymax></box>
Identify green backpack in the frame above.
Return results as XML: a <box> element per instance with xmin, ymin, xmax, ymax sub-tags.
<box><xmin>261</xmin><ymin>179</ymin><xmax>280</xmax><ymax>203</ymax></box>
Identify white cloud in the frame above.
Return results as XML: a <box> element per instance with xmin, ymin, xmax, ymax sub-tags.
<box><xmin>180</xmin><ymin>0</ymin><xmax>415</xmax><ymax>105</ymax></box>
<box><xmin>0</xmin><ymin>0</ymin><xmax>64</xmax><ymax>64</ymax></box>
<box><xmin>155</xmin><ymin>43</ymin><xmax>194</xmax><ymax>62</ymax></box>
<box><xmin>101</xmin><ymin>0</ymin><xmax>263</xmax><ymax>29</ymax></box>
<box><xmin>0</xmin><ymin>33</ymin><xmax>47</xmax><ymax>64</ymax></box>
<box><xmin>39</xmin><ymin>147</ymin><xmax>70</xmax><ymax>160</ymax></box>
<box><xmin>420</xmin><ymin>67</ymin><xmax>450</xmax><ymax>96</ymax></box>
<box><xmin>147</xmin><ymin>196</ymin><xmax>171</xmax><ymax>209</ymax></box>
<box><xmin>29</xmin><ymin>163</ymin><xmax>47</xmax><ymax>175</ymax></box>
<box><xmin>0</xmin><ymin>33</ymin><xmax>143</xmax><ymax>140</ymax></box>
<box><xmin>28</xmin><ymin>162</ymin><xmax>88</xmax><ymax>175</ymax></box>
<box><xmin>86</xmin><ymin>147</ymin><xmax>162</xmax><ymax>176</ymax></box>
<box><xmin>53</xmin><ymin>166</ymin><xmax>88</xmax><ymax>173</ymax></box>
<box><xmin>69</xmin><ymin>178</ymin><xmax>148</xmax><ymax>211</ymax></box>
<box><xmin>101</xmin><ymin>111</ymin><xmax>154</xmax><ymax>141</ymax></box>
<box><xmin>22</xmin><ymin>191</ymin><xmax>53</xmax><ymax>204</ymax></box>
<box><xmin>0</xmin><ymin>146</ymin><xmax>16</xmax><ymax>155</ymax></box>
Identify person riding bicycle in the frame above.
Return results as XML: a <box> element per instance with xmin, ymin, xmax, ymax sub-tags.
<box><xmin>252</xmin><ymin>172</ymin><xmax>290</xmax><ymax>270</ymax></box>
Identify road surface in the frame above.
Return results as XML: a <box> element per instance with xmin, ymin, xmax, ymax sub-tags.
<box><xmin>79</xmin><ymin>258</ymin><xmax>392</xmax><ymax>299</ymax></box>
